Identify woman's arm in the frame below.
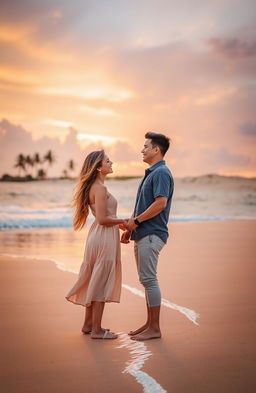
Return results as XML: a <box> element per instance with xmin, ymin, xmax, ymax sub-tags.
<box><xmin>94</xmin><ymin>185</ymin><xmax>125</xmax><ymax>227</ymax></box>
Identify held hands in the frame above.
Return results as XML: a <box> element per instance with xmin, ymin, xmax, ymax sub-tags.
<box><xmin>118</xmin><ymin>219</ymin><xmax>129</xmax><ymax>231</ymax></box>
<box><xmin>120</xmin><ymin>230</ymin><xmax>131</xmax><ymax>244</ymax></box>
<box><xmin>119</xmin><ymin>218</ymin><xmax>138</xmax><ymax>231</ymax></box>
<box><xmin>126</xmin><ymin>217</ymin><xmax>138</xmax><ymax>231</ymax></box>
<box><xmin>119</xmin><ymin>217</ymin><xmax>138</xmax><ymax>244</ymax></box>
<box><xmin>119</xmin><ymin>218</ymin><xmax>132</xmax><ymax>244</ymax></box>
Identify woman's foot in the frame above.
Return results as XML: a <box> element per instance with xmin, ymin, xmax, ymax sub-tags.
<box><xmin>91</xmin><ymin>329</ymin><xmax>118</xmax><ymax>339</ymax></box>
<box><xmin>128</xmin><ymin>323</ymin><xmax>149</xmax><ymax>336</ymax></box>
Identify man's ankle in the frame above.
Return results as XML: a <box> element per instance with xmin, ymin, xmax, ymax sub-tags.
<box><xmin>148</xmin><ymin>324</ymin><xmax>160</xmax><ymax>332</ymax></box>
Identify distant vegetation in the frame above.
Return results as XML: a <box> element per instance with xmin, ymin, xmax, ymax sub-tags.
<box><xmin>0</xmin><ymin>151</ymin><xmax>141</xmax><ymax>182</ymax></box>
<box><xmin>0</xmin><ymin>150</ymin><xmax>76</xmax><ymax>181</ymax></box>
<box><xmin>106</xmin><ymin>176</ymin><xmax>141</xmax><ymax>181</ymax></box>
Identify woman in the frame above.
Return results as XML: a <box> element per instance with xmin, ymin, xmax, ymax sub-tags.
<box><xmin>66</xmin><ymin>150</ymin><xmax>127</xmax><ymax>339</ymax></box>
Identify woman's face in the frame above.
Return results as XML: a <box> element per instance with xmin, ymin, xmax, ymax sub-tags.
<box><xmin>100</xmin><ymin>155</ymin><xmax>113</xmax><ymax>175</ymax></box>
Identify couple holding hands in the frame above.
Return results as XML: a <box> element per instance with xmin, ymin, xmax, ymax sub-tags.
<box><xmin>66</xmin><ymin>132</ymin><xmax>174</xmax><ymax>341</ymax></box>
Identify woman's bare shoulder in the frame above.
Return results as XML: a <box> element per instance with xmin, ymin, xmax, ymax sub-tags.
<box><xmin>89</xmin><ymin>183</ymin><xmax>108</xmax><ymax>203</ymax></box>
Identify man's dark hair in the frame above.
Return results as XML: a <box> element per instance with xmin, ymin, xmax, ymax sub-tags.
<box><xmin>145</xmin><ymin>132</ymin><xmax>170</xmax><ymax>156</ymax></box>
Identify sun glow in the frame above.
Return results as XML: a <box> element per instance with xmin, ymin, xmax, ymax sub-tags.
<box><xmin>39</xmin><ymin>86</ymin><xmax>133</xmax><ymax>102</ymax></box>
<box><xmin>79</xmin><ymin>105</ymin><xmax>119</xmax><ymax>117</ymax></box>
<box><xmin>77</xmin><ymin>133</ymin><xmax>126</xmax><ymax>147</ymax></box>
<box><xmin>43</xmin><ymin>119</ymin><xmax>74</xmax><ymax>128</ymax></box>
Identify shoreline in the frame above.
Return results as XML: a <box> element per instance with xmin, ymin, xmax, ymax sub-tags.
<box><xmin>0</xmin><ymin>176</ymin><xmax>141</xmax><ymax>182</ymax></box>
<box><xmin>1</xmin><ymin>216</ymin><xmax>256</xmax><ymax>233</ymax></box>
<box><xmin>0</xmin><ymin>219</ymin><xmax>255</xmax><ymax>270</ymax></box>
<box><xmin>1</xmin><ymin>173</ymin><xmax>256</xmax><ymax>181</ymax></box>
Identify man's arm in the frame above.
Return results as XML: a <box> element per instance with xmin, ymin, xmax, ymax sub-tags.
<box><xmin>137</xmin><ymin>196</ymin><xmax>167</xmax><ymax>222</ymax></box>
<box><xmin>126</xmin><ymin>196</ymin><xmax>167</xmax><ymax>231</ymax></box>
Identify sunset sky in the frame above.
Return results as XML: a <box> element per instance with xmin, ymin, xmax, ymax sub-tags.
<box><xmin>0</xmin><ymin>0</ymin><xmax>256</xmax><ymax>177</ymax></box>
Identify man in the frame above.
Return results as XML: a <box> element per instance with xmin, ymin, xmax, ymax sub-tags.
<box><xmin>122</xmin><ymin>132</ymin><xmax>174</xmax><ymax>341</ymax></box>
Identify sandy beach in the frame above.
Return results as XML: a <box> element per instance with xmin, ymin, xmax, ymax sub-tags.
<box><xmin>1</xmin><ymin>220</ymin><xmax>256</xmax><ymax>393</ymax></box>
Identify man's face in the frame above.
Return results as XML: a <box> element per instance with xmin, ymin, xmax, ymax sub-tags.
<box><xmin>141</xmin><ymin>139</ymin><xmax>157</xmax><ymax>163</ymax></box>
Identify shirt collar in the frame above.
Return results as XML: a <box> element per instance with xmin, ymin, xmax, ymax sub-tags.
<box><xmin>145</xmin><ymin>160</ymin><xmax>165</xmax><ymax>174</ymax></box>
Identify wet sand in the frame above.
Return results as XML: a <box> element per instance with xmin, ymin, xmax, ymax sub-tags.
<box><xmin>1</xmin><ymin>220</ymin><xmax>256</xmax><ymax>393</ymax></box>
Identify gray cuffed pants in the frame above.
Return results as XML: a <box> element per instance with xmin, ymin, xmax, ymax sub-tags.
<box><xmin>134</xmin><ymin>234</ymin><xmax>165</xmax><ymax>307</ymax></box>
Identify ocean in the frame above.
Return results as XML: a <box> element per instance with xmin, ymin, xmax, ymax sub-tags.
<box><xmin>0</xmin><ymin>174</ymin><xmax>255</xmax><ymax>272</ymax></box>
<box><xmin>0</xmin><ymin>174</ymin><xmax>255</xmax><ymax>231</ymax></box>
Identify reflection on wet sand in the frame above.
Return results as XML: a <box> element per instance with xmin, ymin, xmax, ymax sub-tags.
<box><xmin>0</xmin><ymin>228</ymin><xmax>88</xmax><ymax>272</ymax></box>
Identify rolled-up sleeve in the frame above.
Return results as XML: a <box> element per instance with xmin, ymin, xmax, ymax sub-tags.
<box><xmin>152</xmin><ymin>170</ymin><xmax>172</xmax><ymax>199</ymax></box>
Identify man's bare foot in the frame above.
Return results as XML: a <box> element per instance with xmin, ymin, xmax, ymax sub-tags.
<box><xmin>82</xmin><ymin>326</ymin><xmax>92</xmax><ymax>334</ymax></box>
<box><xmin>130</xmin><ymin>328</ymin><xmax>161</xmax><ymax>341</ymax></box>
<box><xmin>82</xmin><ymin>327</ymin><xmax>109</xmax><ymax>334</ymax></box>
<box><xmin>128</xmin><ymin>323</ymin><xmax>149</xmax><ymax>336</ymax></box>
<box><xmin>91</xmin><ymin>329</ymin><xmax>118</xmax><ymax>339</ymax></box>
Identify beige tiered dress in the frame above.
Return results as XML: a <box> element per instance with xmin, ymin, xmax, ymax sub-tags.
<box><xmin>66</xmin><ymin>194</ymin><xmax>121</xmax><ymax>307</ymax></box>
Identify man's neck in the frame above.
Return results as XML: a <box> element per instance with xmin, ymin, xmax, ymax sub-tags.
<box><xmin>148</xmin><ymin>157</ymin><xmax>164</xmax><ymax>168</ymax></box>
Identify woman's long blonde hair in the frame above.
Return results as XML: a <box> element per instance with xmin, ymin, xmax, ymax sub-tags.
<box><xmin>73</xmin><ymin>150</ymin><xmax>105</xmax><ymax>231</ymax></box>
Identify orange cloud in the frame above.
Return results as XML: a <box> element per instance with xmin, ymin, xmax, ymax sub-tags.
<box><xmin>1</xmin><ymin>1</ymin><xmax>256</xmax><ymax>178</ymax></box>
<box><xmin>38</xmin><ymin>85</ymin><xmax>134</xmax><ymax>102</ymax></box>
<box><xmin>194</xmin><ymin>87</ymin><xmax>237</xmax><ymax>106</ymax></box>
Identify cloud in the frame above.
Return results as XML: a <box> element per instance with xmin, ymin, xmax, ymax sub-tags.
<box><xmin>39</xmin><ymin>86</ymin><xmax>133</xmax><ymax>102</ymax></box>
<box><xmin>77</xmin><ymin>133</ymin><xmax>119</xmax><ymax>146</ymax></box>
<box><xmin>0</xmin><ymin>118</ymin><xmax>32</xmax><ymax>145</ymax></box>
<box><xmin>0</xmin><ymin>119</ymin><xmax>83</xmax><ymax>176</ymax></box>
<box><xmin>240</xmin><ymin>122</ymin><xmax>256</xmax><ymax>136</ymax></box>
<box><xmin>1</xmin><ymin>1</ymin><xmax>256</xmax><ymax>177</ymax></box>
<box><xmin>0</xmin><ymin>119</ymin><xmax>143</xmax><ymax>176</ymax></box>
<box><xmin>43</xmin><ymin>119</ymin><xmax>74</xmax><ymax>128</ymax></box>
<box><xmin>202</xmin><ymin>146</ymin><xmax>251</xmax><ymax>167</ymax></box>
<box><xmin>194</xmin><ymin>87</ymin><xmax>237</xmax><ymax>106</ymax></box>
<box><xmin>79</xmin><ymin>105</ymin><xmax>119</xmax><ymax>117</ymax></box>
<box><xmin>109</xmin><ymin>140</ymin><xmax>139</xmax><ymax>162</ymax></box>
<box><xmin>208</xmin><ymin>37</ymin><xmax>256</xmax><ymax>58</ymax></box>
<box><xmin>170</xmin><ymin>144</ymin><xmax>253</xmax><ymax>177</ymax></box>
<box><xmin>2</xmin><ymin>0</ymin><xmax>255</xmax><ymax>54</ymax></box>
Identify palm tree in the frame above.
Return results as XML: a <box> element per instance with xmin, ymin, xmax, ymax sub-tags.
<box><xmin>33</xmin><ymin>152</ymin><xmax>41</xmax><ymax>165</ymax></box>
<box><xmin>68</xmin><ymin>159</ymin><xmax>75</xmax><ymax>177</ymax></box>
<box><xmin>62</xmin><ymin>169</ymin><xmax>68</xmax><ymax>179</ymax></box>
<box><xmin>44</xmin><ymin>150</ymin><xmax>56</xmax><ymax>167</ymax></box>
<box><xmin>33</xmin><ymin>152</ymin><xmax>41</xmax><ymax>178</ymax></box>
<box><xmin>14</xmin><ymin>154</ymin><xmax>26</xmax><ymax>176</ymax></box>
<box><xmin>44</xmin><ymin>150</ymin><xmax>56</xmax><ymax>178</ymax></box>
<box><xmin>37</xmin><ymin>169</ymin><xmax>47</xmax><ymax>180</ymax></box>
<box><xmin>25</xmin><ymin>155</ymin><xmax>34</xmax><ymax>177</ymax></box>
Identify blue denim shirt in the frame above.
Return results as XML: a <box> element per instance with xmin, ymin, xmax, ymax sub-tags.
<box><xmin>131</xmin><ymin>160</ymin><xmax>174</xmax><ymax>243</ymax></box>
